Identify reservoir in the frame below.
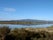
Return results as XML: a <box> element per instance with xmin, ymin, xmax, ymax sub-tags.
<box><xmin>0</xmin><ymin>24</ymin><xmax>53</xmax><ymax>29</ymax></box>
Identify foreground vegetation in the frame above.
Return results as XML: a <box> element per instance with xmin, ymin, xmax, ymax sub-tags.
<box><xmin>0</xmin><ymin>26</ymin><xmax>53</xmax><ymax>40</ymax></box>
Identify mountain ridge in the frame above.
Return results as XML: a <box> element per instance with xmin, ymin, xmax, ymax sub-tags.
<box><xmin>0</xmin><ymin>19</ymin><xmax>53</xmax><ymax>24</ymax></box>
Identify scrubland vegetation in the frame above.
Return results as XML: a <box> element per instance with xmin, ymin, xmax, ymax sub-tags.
<box><xmin>0</xmin><ymin>26</ymin><xmax>53</xmax><ymax>40</ymax></box>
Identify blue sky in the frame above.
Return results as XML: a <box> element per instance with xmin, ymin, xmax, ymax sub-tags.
<box><xmin>0</xmin><ymin>0</ymin><xmax>53</xmax><ymax>20</ymax></box>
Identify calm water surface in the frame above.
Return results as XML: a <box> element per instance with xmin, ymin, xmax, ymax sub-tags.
<box><xmin>0</xmin><ymin>24</ymin><xmax>53</xmax><ymax>29</ymax></box>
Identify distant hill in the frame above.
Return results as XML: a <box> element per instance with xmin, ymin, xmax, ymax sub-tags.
<box><xmin>0</xmin><ymin>19</ymin><xmax>53</xmax><ymax>24</ymax></box>
<box><xmin>11</xmin><ymin>19</ymin><xmax>46</xmax><ymax>22</ymax></box>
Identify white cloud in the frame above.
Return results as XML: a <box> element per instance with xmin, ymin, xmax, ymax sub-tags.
<box><xmin>4</xmin><ymin>8</ymin><xmax>16</xmax><ymax>12</ymax></box>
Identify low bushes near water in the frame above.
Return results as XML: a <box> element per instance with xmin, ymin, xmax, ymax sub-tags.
<box><xmin>0</xmin><ymin>26</ymin><xmax>53</xmax><ymax>40</ymax></box>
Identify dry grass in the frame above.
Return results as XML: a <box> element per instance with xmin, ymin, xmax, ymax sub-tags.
<box><xmin>25</xmin><ymin>27</ymin><xmax>53</xmax><ymax>33</ymax></box>
<box><xmin>0</xmin><ymin>26</ymin><xmax>53</xmax><ymax>40</ymax></box>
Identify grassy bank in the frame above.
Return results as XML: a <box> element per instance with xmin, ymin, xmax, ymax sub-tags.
<box><xmin>0</xmin><ymin>26</ymin><xmax>53</xmax><ymax>40</ymax></box>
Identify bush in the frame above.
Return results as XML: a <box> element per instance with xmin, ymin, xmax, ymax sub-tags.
<box><xmin>0</xmin><ymin>27</ymin><xmax>53</xmax><ymax>40</ymax></box>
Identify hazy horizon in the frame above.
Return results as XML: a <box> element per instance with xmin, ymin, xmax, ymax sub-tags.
<box><xmin>0</xmin><ymin>0</ymin><xmax>53</xmax><ymax>20</ymax></box>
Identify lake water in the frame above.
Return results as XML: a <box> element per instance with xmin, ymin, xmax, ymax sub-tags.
<box><xmin>0</xmin><ymin>24</ymin><xmax>53</xmax><ymax>29</ymax></box>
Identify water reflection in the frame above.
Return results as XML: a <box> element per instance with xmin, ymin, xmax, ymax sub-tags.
<box><xmin>0</xmin><ymin>24</ymin><xmax>53</xmax><ymax>28</ymax></box>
